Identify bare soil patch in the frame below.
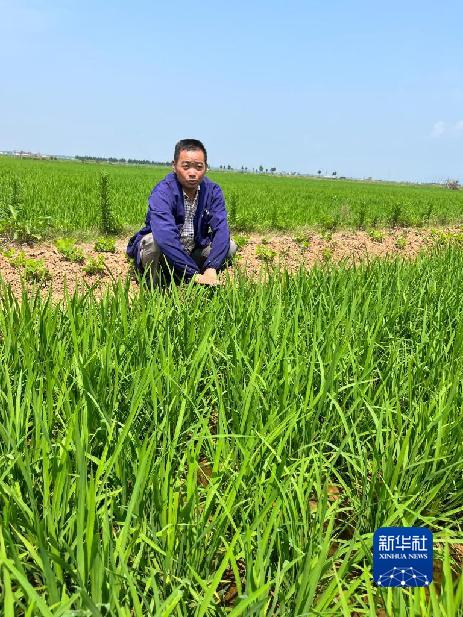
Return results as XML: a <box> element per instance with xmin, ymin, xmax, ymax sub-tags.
<box><xmin>0</xmin><ymin>227</ymin><xmax>454</xmax><ymax>299</ymax></box>
<box><xmin>236</xmin><ymin>227</ymin><xmax>436</xmax><ymax>276</ymax></box>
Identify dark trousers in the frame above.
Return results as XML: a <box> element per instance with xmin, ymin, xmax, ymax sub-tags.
<box><xmin>138</xmin><ymin>233</ymin><xmax>237</xmax><ymax>286</ymax></box>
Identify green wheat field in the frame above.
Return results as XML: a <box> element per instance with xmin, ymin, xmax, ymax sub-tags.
<box><xmin>0</xmin><ymin>157</ymin><xmax>462</xmax><ymax>615</ymax></box>
<box><xmin>0</xmin><ymin>157</ymin><xmax>462</xmax><ymax>235</ymax></box>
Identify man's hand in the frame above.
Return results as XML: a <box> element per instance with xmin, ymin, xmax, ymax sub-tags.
<box><xmin>193</xmin><ymin>268</ymin><xmax>221</xmax><ymax>286</ymax></box>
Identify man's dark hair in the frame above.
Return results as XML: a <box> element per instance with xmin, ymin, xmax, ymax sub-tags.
<box><xmin>174</xmin><ymin>139</ymin><xmax>207</xmax><ymax>164</ymax></box>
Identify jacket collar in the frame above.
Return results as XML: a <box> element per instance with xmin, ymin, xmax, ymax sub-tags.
<box><xmin>166</xmin><ymin>172</ymin><xmax>207</xmax><ymax>217</ymax></box>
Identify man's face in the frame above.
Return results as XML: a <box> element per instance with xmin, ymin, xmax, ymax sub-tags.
<box><xmin>172</xmin><ymin>149</ymin><xmax>207</xmax><ymax>193</ymax></box>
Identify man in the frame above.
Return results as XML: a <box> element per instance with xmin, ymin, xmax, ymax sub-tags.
<box><xmin>127</xmin><ymin>139</ymin><xmax>237</xmax><ymax>286</ymax></box>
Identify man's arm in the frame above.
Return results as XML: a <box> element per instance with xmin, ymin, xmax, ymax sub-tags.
<box><xmin>202</xmin><ymin>185</ymin><xmax>230</xmax><ymax>272</ymax></box>
<box><xmin>148</xmin><ymin>187</ymin><xmax>200</xmax><ymax>280</ymax></box>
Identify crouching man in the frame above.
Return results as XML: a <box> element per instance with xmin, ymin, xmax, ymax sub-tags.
<box><xmin>127</xmin><ymin>138</ymin><xmax>237</xmax><ymax>286</ymax></box>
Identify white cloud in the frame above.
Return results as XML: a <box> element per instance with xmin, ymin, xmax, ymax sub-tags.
<box><xmin>431</xmin><ymin>121</ymin><xmax>446</xmax><ymax>138</ymax></box>
<box><xmin>430</xmin><ymin>120</ymin><xmax>463</xmax><ymax>137</ymax></box>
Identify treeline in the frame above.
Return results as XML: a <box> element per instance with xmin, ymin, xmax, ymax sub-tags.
<box><xmin>75</xmin><ymin>156</ymin><xmax>170</xmax><ymax>166</ymax></box>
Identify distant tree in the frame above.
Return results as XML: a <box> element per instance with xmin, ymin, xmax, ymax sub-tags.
<box><xmin>259</xmin><ymin>165</ymin><xmax>263</xmax><ymax>173</ymax></box>
<box><xmin>317</xmin><ymin>170</ymin><xmax>322</xmax><ymax>176</ymax></box>
<box><xmin>332</xmin><ymin>171</ymin><xmax>337</xmax><ymax>177</ymax></box>
<box><xmin>265</xmin><ymin>168</ymin><xmax>268</xmax><ymax>173</ymax></box>
<box><xmin>227</xmin><ymin>164</ymin><xmax>232</xmax><ymax>170</ymax></box>
<box><xmin>270</xmin><ymin>167</ymin><xmax>276</xmax><ymax>173</ymax></box>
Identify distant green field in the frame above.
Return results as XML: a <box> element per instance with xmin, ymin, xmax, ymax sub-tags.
<box><xmin>0</xmin><ymin>157</ymin><xmax>462</xmax><ymax>237</ymax></box>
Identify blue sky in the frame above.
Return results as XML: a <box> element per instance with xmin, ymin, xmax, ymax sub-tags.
<box><xmin>1</xmin><ymin>0</ymin><xmax>462</xmax><ymax>182</ymax></box>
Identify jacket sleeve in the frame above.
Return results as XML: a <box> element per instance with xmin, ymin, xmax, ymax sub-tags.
<box><xmin>202</xmin><ymin>185</ymin><xmax>231</xmax><ymax>271</ymax></box>
<box><xmin>148</xmin><ymin>187</ymin><xmax>200</xmax><ymax>280</ymax></box>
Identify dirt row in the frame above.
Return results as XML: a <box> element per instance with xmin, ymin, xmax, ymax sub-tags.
<box><xmin>0</xmin><ymin>227</ymin><xmax>456</xmax><ymax>299</ymax></box>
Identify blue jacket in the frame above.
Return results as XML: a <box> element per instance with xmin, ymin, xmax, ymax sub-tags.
<box><xmin>127</xmin><ymin>172</ymin><xmax>230</xmax><ymax>280</ymax></box>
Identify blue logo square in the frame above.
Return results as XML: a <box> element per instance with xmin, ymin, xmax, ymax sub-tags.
<box><xmin>373</xmin><ymin>527</ymin><xmax>433</xmax><ymax>587</ymax></box>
